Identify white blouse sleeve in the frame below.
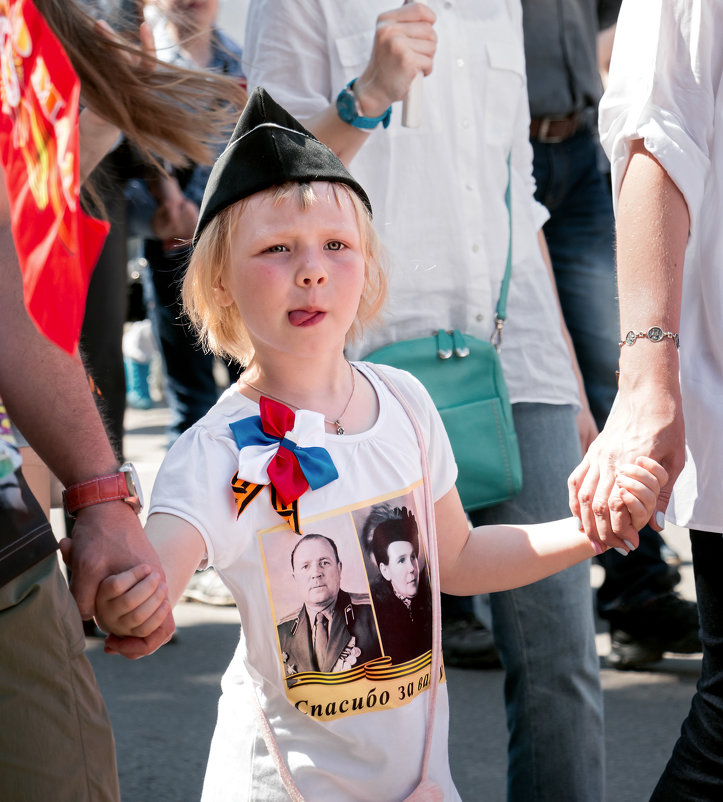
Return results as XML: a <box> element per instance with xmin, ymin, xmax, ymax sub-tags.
<box><xmin>599</xmin><ymin>0</ymin><xmax>717</xmax><ymax>234</ymax></box>
<box><xmin>243</xmin><ymin>0</ymin><xmax>333</xmax><ymax>115</ymax></box>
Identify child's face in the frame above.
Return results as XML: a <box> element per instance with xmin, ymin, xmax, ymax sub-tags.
<box><xmin>215</xmin><ymin>183</ymin><xmax>366</xmax><ymax>365</ymax></box>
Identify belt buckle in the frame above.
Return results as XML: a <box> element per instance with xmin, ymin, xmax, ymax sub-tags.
<box><xmin>536</xmin><ymin>117</ymin><xmax>567</xmax><ymax>144</ymax></box>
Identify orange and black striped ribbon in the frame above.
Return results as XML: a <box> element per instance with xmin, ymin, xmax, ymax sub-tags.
<box><xmin>230</xmin><ymin>472</ymin><xmax>302</xmax><ymax>535</ymax></box>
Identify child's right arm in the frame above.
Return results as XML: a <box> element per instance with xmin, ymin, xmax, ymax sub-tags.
<box><xmin>437</xmin><ymin>456</ymin><xmax>667</xmax><ymax>597</ymax></box>
<box><xmin>96</xmin><ymin>513</ymin><xmax>206</xmax><ymax>641</ymax></box>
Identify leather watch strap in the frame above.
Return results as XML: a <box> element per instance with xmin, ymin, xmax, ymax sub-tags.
<box><xmin>63</xmin><ymin>473</ymin><xmax>129</xmax><ymax>516</ymax></box>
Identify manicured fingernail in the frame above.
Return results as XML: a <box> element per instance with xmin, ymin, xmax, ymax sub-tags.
<box><xmin>655</xmin><ymin>511</ymin><xmax>666</xmax><ymax>530</ymax></box>
<box><xmin>624</xmin><ymin>539</ymin><xmax>636</xmax><ymax>551</ymax></box>
<box><xmin>592</xmin><ymin>541</ymin><xmax>604</xmax><ymax>555</ymax></box>
<box><xmin>573</xmin><ymin>516</ymin><xmax>583</xmax><ymax>531</ymax></box>
<box><xmin>614</xmin><ymin>547</ymin><xmax>628</xmax><ymax>556</ymax></box>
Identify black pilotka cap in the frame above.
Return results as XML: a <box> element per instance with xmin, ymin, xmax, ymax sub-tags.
<box><xmin>193</xmin><ymin>87</ymin><xmax>373</xmax><ymax>245</ymax></box>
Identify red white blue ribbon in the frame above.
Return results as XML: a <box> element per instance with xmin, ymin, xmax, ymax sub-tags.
<box><xmin>229</xmin><ymin>396</ymin><xmax>338</xmax><ymax>508</ymax></box>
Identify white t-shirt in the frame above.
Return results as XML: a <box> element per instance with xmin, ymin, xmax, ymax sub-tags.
<box><xmin>242</xmin><ymin>0</ymin><xmax>580</xmax><ymax>410</ymax></box>
<box><xmin>150</xmin><ymin>364</ymin><xmax>461</xmax><ymax>801</ymax></box>
<box><xmin>599</xmin><ymin>0</ymin><xmax>723</xmax><ymax>531</ymax></box>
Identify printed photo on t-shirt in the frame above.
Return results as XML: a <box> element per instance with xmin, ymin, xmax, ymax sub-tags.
<box><xmin>355</xmin><ymin>499</ymin><xmax>433</xmax><ymax>668</ymax></box>
<box><xmin>259</xmin><ymin>482</ymin><xmax>442</xmax><ymax>721</ymax></box>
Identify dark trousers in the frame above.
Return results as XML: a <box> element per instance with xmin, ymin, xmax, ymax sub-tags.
<box><xmin>650</xmin><ymin>531</ymin><xmax>723</xmax><ymax>801</ymax></box>
<box><xmin>80</xmin><ymin>186</ymin><xmax>128</xmax><ymax>462</ymax></box>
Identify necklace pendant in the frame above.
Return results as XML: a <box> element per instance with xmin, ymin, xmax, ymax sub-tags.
<box><xmin>334</xmin><ymin>421</ymin><xmax>344</xmax><ymax>435</ymax></box>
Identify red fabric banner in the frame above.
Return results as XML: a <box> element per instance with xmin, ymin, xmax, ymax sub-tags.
<box><xmin>0</xmin><ymin>0</ymin><xmax>109</xmax><ymax>354</ymax></box>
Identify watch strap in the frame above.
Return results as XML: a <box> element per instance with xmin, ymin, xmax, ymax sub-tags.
<box><xmin>337</xmin><ymin>79</ymin><xmax>392</xmax><ymax>130</ymax></box>
<box><xmin>63</xmin><ymin>473</ymin><xmax>130</xmax><ymax>516</ymax></box>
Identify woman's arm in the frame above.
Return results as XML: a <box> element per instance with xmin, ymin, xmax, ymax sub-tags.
<box><xmin>568</xmin><ymin>140</ymin><xmax>688</xmax><ymax>550</ymax></box>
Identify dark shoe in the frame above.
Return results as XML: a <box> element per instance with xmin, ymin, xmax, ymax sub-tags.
<box><xmin>442</xmin><ymin>614</ymin><xmax>501</xmax><ymax>669</ymax></box>
<box><xmin>607</xmin><ymin>592</ymin><xmax>701</xmax><ymax>671</ymax></box>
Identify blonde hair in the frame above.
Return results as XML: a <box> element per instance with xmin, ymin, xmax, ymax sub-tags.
<box><xmin>183</xmin><ymin>183</ymin><xmax>387</xmax><ymax>363</ymax></box>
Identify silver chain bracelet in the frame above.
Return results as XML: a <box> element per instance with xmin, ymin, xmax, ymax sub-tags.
<box><xmin>619</xmin><ymin>327</ymin><xmax>680</xmax><ymax>348</ymax></box>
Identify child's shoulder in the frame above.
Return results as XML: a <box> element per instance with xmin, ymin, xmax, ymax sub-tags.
<box><xmin>178</xmin><ymin>384</ymin><xmax>256</xmax><ymax>443</ymax></box>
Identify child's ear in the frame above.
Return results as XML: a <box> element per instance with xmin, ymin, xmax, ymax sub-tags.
<box><xmin>212</xmin><ymin>276</ymin><xmax>235</xmax><ymax>307</ymax></box>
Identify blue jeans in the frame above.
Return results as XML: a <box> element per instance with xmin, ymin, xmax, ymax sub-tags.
<box><xmin>532</xmin><ymin>126</ymin><xmax>618</xmax><ymax>429</ymax></box>
<box><xmin>650</xmin><ymin>531</ymin><xmax>723</xmax><ymax>801</ymax></box>
<box><xmin>470</xmin><ymin>403</ymin><xmax>604</xmax><ymax>802</ymax></box>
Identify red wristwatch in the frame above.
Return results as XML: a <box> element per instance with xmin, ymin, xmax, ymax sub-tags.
<box><xmin>62</xmin><ymin>462</ymin><xmax>144</xmax><ymax>516</ymax></box>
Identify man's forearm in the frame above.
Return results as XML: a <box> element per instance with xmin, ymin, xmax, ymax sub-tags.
<box><xmin>0</xmin><ymin>224</ymin><xmax>119</xmax><ymax>487</ymax></box>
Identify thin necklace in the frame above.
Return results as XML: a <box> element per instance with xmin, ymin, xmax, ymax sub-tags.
<box><xmin>242</xmin><ymin>362</ymin><xmax>356</xmax><ymax>435</ymax></box>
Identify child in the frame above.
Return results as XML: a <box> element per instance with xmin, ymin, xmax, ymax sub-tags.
<box><xmin>97</xmin><ymin>89</ymin><xmax>666</xmax><ymax>802</ymax></box>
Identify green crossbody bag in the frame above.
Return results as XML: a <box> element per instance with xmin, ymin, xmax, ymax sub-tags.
<box><xmin>366</xmin><ymin>160</ymin><xmax>522</xmax><ymax>511</ymax></box>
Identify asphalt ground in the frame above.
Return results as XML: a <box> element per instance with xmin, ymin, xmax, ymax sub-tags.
<box><xmin>52</xmin><ymin>401</ymin><xmax>700</xmax><ymax>802</ymax></box>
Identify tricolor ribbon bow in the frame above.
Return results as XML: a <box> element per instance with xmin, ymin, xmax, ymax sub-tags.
<box><xmin>229</xmin><ymin>396</ymin><xmax>338</xmax><ymax>508</ymax></box>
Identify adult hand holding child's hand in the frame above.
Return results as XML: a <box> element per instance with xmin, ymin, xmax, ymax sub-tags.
<box><xmin>569</xmin><ymin>381</ymin><xmax>682</xmax><ymax>554</ymax></box>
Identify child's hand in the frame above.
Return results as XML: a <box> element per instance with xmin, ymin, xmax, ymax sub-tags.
<box><xmin>95</xmin><ymin>564</ymin><xmax>170</xmax><ymax>639</ymax></box>
<box><xmin>611</xmin><ymin>456</ymin><xmax>669</xmax><ymax>544</ymax></box>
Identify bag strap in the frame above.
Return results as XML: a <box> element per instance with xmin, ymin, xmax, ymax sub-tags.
<box><xmin>492</xmin><ymin>154</ymin><xmax>513</xmax><ymax>350</ymax></box>
<box><xmin>369</xmin><ymin>364</ymin><xmax>443</xmax><ymax>790</ymax></box>
<box><xmin>251</xmin><ymin>365</ymin><xmax>443</xmax><ymax>801</ymax></box>
<box><xmin>253</xmin><ymin>697</ymin><xmax>305</xmax><ymax>802</ymax></box>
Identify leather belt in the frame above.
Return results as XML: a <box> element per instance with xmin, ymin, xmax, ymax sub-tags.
<box><xmin>529</xmin><ymin>112</ymin><xmax>582</xmax><ymax>144</ymax></box>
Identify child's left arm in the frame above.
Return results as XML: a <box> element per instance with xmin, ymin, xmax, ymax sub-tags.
<box><xmin>437</xmin><ymin>456</ymin><xmax>667</xmax><ymax>596</ymax></box>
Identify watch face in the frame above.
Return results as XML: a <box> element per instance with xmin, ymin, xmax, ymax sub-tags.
<box><xmin>121</xmin><ymin>462</ymin><xmax>144</xmax><ymax>512</ymax></box>
<box><xmin>336</xmin><ymin>88</ymin><xmax>357</xmax><ymax>124</ymax></box>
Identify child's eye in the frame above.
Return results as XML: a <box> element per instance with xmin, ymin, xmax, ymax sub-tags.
<box><xmin>266</xmin><ymin>244</ymin><xmax>288</xmax><ymax>253</ymax></box>
<box><xmin>325</xmin><ymin>240</ymin><xmax>345</xmax><ymax>251</ymax></box>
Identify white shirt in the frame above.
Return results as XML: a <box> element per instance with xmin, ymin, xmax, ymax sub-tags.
<box><xmin>243</xmin><ymin>0</ymin><xmax>580</xmax><ymax>408</ymax></box>
<box><xmin>599</xmin><ymin>0</ymin><xmax>723</xmax><ymax>531</ymax></box>
<box><xmin>150</xmin><ymin>364</ymin><xmax>460</xmax><ymax>801</ymax></box>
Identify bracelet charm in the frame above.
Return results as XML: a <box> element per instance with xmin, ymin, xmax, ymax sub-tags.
<box><xmin>619</xmin><ymin>327</ymin><xmax>680</xmax><ymax>348</ymax></box>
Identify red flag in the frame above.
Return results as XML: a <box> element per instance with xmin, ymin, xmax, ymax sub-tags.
<box><xmin>0</xmin><ymin>0</ymin><xmax>109</xmax><ymax>354</ymax></box>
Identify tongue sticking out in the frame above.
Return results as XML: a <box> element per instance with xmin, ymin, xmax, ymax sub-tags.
<box><xmin>289</xmin><ymin>310</ymin><xmax>320</xmax><ymax>326</ymax></box>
